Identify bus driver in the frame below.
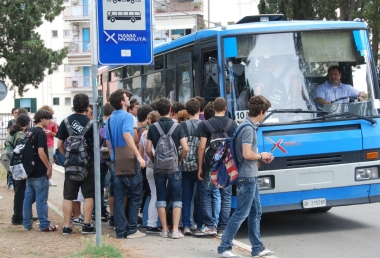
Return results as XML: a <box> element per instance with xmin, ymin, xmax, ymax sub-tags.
<box><xmin>315</xmin><ymin>66</ymin><xmax>367</xmax><ymax>107</ymax></box>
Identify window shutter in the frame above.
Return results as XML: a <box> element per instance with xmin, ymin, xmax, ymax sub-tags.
<box><xmin>31</xmin><ymin>98</ymin><xmax>37</xmax><ymax>113</ymax></box>
<box><xmin>14</xmin><ymin>99</ymin><xmax>20</xmax><ymax>108</ymax></box>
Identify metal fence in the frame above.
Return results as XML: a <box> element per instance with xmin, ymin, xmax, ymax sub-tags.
<box><xmin>0</xmin><ymin>113</ymin><xmax>13</xmax><ymax>148</ymax></box>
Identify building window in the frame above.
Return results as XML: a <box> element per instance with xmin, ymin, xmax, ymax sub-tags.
<box><xmin>14</xmin><ymin>98</ymin><xmax>37</xmax><ymax>113</ymax></box>
<box><xmin>52</xmin><ymin>30</ymin><xmax>58</xmax><ymax>38</ymax></box>
<box><xmin>63</xmin><ymin>29</ymin><xmax>70</xmax><ymax>37</ymax></box>
<box><xmin>53</xmin><ymin>97</ymin><xmax>60</xmax><ymax>105</ymax></box>
<box><xmin>65</xmin><ymin>97</ymin><xmax>71</xmax><ymax>106</ymax></box>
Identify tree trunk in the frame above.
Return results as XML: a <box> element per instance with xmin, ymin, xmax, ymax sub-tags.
<box><xmin>372</xmin><ymin>28</ymin><xmax>380</xmax><ymax>67</ymax></box>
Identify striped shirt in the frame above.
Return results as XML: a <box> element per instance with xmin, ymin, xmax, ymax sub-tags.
<box><xmin>316</xmin><ymin>81</ymin><xmax>360</xmax><ymax>103</ymax></box>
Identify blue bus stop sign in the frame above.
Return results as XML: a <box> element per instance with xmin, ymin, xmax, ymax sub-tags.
<box><xmin>97</xmin><ymin>0</ymin><xmax>153</xmax><ymax>65</ymax></box>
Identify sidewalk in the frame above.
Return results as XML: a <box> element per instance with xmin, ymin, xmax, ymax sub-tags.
<box><xmin>0</xmin><ymin>166</ymin><xmax>269</xmax><ymax>257</ymax></box>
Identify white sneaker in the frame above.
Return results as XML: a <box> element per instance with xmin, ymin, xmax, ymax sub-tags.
<box><xmin>219</xmin><ymin>250</ymin><xmax>239</xmax><ymax>257</ymax></box>
<box><xmin>126</xmin><ymin>230</ymin><xmax>146</xmax><ymax>239</ymax></box>
<box><xmin>49</xmin><ymin>180</ymin><xmax>57</xmax><ymax>187</ymax></box>
<box><xmin>253</xmin><ymin>249</ymin><xmax>274</xmax><ymax>257</ymax></box>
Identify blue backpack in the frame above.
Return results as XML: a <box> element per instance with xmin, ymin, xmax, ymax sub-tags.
<box><xmin>210</xmin><ymin>123</ymin><xmax>254</xmax><ymax>188</ymax></box>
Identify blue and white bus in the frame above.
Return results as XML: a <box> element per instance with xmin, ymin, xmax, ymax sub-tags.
<box><xmin>102</xmin><ymin>14</ymin><xmax>380</xmax><ymax>213</ymax></box>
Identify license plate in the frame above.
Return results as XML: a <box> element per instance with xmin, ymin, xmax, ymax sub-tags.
<box><xmin>302</xmin><ymin>198</ymin><xmax>326</xmax><ymax>209</ymax></box>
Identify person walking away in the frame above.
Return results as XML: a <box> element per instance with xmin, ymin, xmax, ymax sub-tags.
<box><xmin>106</xmin><ymin>89</ymin><xmax>146</xmax><ymax>239</ymax></box>
<box><xmin>23</xmin><ymin>109</ymin><xmax>58</xmax><ymax>232</ymax></box>
<box><xmin>57</xmin><ymin>94</ymin><xmax>96</xmax><ymax>235</ymax></box>
<box><xmin>218</xmin><ymin>95</ymin><xmax>274</xmax><ymax>258</ymax></box>
<box><xmin>146</xmin><ymin>98</ymin><xmax>189</xmax><ymax>239</ymax></box>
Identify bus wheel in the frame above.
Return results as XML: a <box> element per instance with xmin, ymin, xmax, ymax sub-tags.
<box><xmin>131</xmin><ymin>0</ymin><xmax>135</xmax><ymax>3</ymax></box>
<box><xmin>110</xmin><ymin>17</ymin><xmax>116</xmax><ymax>22</ymax></box>
<box><xmin>113</xmin><ymin>0</ymin><xmax>117</xmax><ymax>3</ymax></box>
<box><xmin>131</xmin><ymin>17</ymin><xmax>136</xmax><ymax>23</ymax></box>
<box><xmin>309</xmin><ymin>207</ymin><xmax>332</xmax><ymax>213</ymax></box>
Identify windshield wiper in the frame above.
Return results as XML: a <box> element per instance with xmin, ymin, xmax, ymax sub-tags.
<box><xmin>259</xmin><ymin>109</ymin><xmax>327</xmax><ymax>126</ymax></box>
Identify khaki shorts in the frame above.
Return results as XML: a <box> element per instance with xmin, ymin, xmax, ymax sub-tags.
<box><xmin>48</xmin><ymin>147</ymin><xmax>54</xmax><ymax>165</ymax></box>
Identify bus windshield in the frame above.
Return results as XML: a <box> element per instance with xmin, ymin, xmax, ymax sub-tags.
<box><xmin>223</xmin><ymin>30</ymin><xmax>378</xmax><ymax>124</ymax></box>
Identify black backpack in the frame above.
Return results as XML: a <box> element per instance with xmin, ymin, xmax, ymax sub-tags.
<box><xmin>10</xmin><ymin>130</ymin><xmax>36</xmax><ymax>180</ymax></box>
<box><xmin>63</xmin><ymin>118</ymin><xmax>93</xmax><ymax>181</ymax></box>
<box><xmin>203</xmin><ymin>119</ymin><xmax>233</xmax><ymax>170</ymax></box>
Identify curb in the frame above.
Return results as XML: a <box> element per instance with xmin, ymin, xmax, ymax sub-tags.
<box><xmin>47</xmin><ymin>201</ymin><xmax>63</xmax><ymax>218</ymax></box>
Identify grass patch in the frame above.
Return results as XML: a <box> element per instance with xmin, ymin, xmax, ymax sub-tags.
<box><xmin>72</xmin><ymin>237</ymin><xmax>123</xmax><ymax>258</ymax></box>
<box><xmin>27</xmin><ymin>251</ymin><xmax>44</xmax><ymax>256</ymax></box>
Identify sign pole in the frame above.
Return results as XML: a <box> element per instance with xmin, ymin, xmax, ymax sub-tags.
<box><xmin>90</xmin><ymin>0</ymin><xmax>102</xmax><ymax>247</ymax></box>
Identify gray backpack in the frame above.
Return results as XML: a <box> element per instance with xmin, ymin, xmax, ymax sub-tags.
<box><xmin>63</xmin><ymin>118</ymin><xmax>93</xmax><ymax>181</ymax></box>
<box><xmin>153</xmin><ymin>122</ymin><xmax>179</xmax><ymax>174</ymax></box>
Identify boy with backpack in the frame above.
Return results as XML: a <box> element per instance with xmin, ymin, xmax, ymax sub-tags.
<box><xmin>179</xmin><ymin>98</ymin><xmax>203</xmax><ymax>235</ymax></box>
<box><xmin>57</xmin><ymin>94</ymin><xmax>95</xmax><ymax>235</ymax></box>
<box><xmin>22</xmin><ymin>108</ymin><xmax>58</xmax><ymax>232</ymax></box>
<box><xmin>217</xmin><ymin>95</ymin><xmax>274</xmax><ymax>258</ymax></box>
<box><xmin>106</xmin><ymin>89</ymin><xmax>146</xmax><ymax>239</ymax></box>
<box><xmin>146</xmin><ymin>98</ymin><xmax>188</xmax><ymax>239</ymax></box>
<box><xmin>196</xmin><ymin>97</ymin><xmax>237</xmax><ymax>236</ymax></box>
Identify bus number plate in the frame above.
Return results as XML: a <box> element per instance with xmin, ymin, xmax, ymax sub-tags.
<box><xmin>302</xmin><ymin>198</ymin><xmax>326</xmax><ymax>209</ymax></box>
<box><xmin>235</xmin><ymin>110</ymin><xmax>249</xmax><ymax>122</ymax></box>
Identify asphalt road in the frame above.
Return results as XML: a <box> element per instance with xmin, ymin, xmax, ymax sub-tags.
<box><xmin>235</xmin><ymin>202</ymin><xmax>380</xmax><ymax>258</ymax></box>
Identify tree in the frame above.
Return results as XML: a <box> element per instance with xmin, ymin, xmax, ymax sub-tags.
<box><xmin>0</xmin><ymin>0</ymin><xmax>68</xmax><ymax>96</ymax></box>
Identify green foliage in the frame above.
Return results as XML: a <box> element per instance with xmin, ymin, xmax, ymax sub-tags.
<box><xmin>0</xmin><ymin>0</ymin><xmax>69</xmax><ymax>96</ymax></box>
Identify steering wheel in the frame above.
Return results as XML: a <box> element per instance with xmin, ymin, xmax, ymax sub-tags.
<box><xmin>330</xmin><ymin>96</ymin><xmax>358</xmax><ymax>104</ymax></box>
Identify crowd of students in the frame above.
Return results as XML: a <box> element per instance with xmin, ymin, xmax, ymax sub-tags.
<box><xmin>4</xmin><ymin>92</ymin><xmax>275</xmax><ymax>257</ymax></box>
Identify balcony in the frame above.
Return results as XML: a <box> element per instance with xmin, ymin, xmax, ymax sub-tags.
<box><xmin>64</xmin><ymin>41</ymin><xmax>91</xmax><ymax>65</ymax></box>
<box><xmin>65</xmin><ymin>76</ymin><xmax>92</xmax><ymax>91</ymax></box>
<box><xmin>63</xmin><ymin>5</ymin><xmax>89</xmax><ymax>21</ymax></box>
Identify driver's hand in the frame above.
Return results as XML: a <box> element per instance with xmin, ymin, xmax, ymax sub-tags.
<box><xmin>358</xmin><ymin>96</ymin><xmax>364</xmax><ymax>101</ymax></box>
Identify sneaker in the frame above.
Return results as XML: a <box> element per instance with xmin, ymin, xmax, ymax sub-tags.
<box><xmin>11</xmin><ymin>221</ymin><xmax>22</xmax><ymax>225</ymax></box>
<box><xmin>62</xmin><ymin>226</ymin><xmax>72</xmax><ymax>235</ymax></box>
<box><xmin>32</xmin><ymin>217</ymin><xmax>38</xmax><ymax>222</ymax></box>
<box><xmin>219</xmin><ymin>250</ymin><xmax>239</xmax><ymax>257</ymax></box>
<box><xmin>82</xmin><ymin>223</ymin><xmax>96</xmax><ymax>234</ymax></box>
<box><xmin>160</xmin><ymin>230</ymin><xmax>169</xmax><ymax>238</ymax></box>
<box><xmin>126</xmin><ymin>230</ymin><xmax>146</xmax><ymax>239</ymax></box>
<box><xmin>39</xmin><ymin>225</ymin><xmax>58</xmax><ymax>232</ymax></box>
<box><xmin>101</xmin><ymin>212</ymin><xmax>110</xmax><ymax>222</ymax></box>
<box><xmin>189</xmin><ymin>224</ymin><xmax>197</xmax><ymax>231</ymax></box>
<box><xmin>91</xmin><ymin>214</ymin><xmax>95</xmax><ymax>221</ymax></box>
<box><xmin>217</xmin><ymin>229</ymin><xmax>224</xmax><ymax>237</ymax></box>
<box><xmin>194</xmin><ymin>226</ymin><xmax>217</xmax><ymax>236</ymax></box>
<box><xmin>183</xmin><ymin>227</ymin><xmax>192</xmax><ymax>235</ymax></box>
<box><xmin>108</xmin><ymin>216</ymin><xmax>115</xmax><ymax>229</ymax></box>
<box><xmin>146</xmin><ymin>227</ymin><xmax>162</xmax><ymax>234</ymax></box>
<box><xmin>72</xmin><ymin>217</ymin><xmax>84</xmax><ymax>226</ymax></box>
<box><xmin>172</xmin><ymin>230</ymin><xmax>184</xmax><ymax>239</ymax></box>
<box><xmin>253</xmin><ymin>249</ymin><xmax>274</xmax><ymax>257</ymax></box>
<box><xmin>23</xmin><ymin>227</ymin><xmax>32</xmax><ymax>231</ymax></box>
<box><xmin>8</xmin><ymin>185</ymin><xmax>13</xmax><ymax>190</ymax></box>
<box><xmin>49</xmin><ymin>179</ymin><xmax>57</xmax><ymax>187</ymax></box>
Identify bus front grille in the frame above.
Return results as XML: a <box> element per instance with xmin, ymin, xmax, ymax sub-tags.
<box><xmin>286</xmin><ymin>155</ymin><xmax>342</xmax><ymax>168</ymax></box>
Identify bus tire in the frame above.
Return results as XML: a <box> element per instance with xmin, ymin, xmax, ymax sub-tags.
<box><xmin>309</xmin><ymin>207</ymin><xmax>332</xmax><ymax>213</ymax></box>
<box><xmin>113</xmin><ymin>0</ymin><xmax>117</xmax><ymax>3</ymax></box>
<box><xmin>110</xmin><ymin>17</ymin><xmax>116</xmax><ymax>22</ymax></box>
<box><xmin>131</xmin><ymin>0</ymin><xmax>135</xmax><ymax>3</ymax></box>
<box><xmin>131</xmin><ymin>17</ymin><xmax>136</xmax><ymax>23</ymax></box>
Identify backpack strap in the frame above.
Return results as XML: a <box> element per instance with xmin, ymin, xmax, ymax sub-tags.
<box><xmin>203</xmin><ymin>120</ymin><xmax>215</xmax><ymax>134</ymax></box>
<box><xmin>64</xmin><ymin>118</ymin><xmax>74</xmax><ymax>137</ymax></box>
<box><xmin>81</xmin><ymin>120</ymin><xmax>93</xmax><ymax>136</ymax></box>
<box><xmin>167</xmin><ymin>123</ymin><xmax>178</xmax><ymax>136</ymax></box>
<box><xmin>224</xmin><ymin>119</ymin><xmax>233</xmax><ymax>134</ymax></box>
<box><xmin>181</xmin><ymin>122</ymin><xmax>190</xmax><ymax>137</ymax></box>
<box><xmin>107</xmin><ymin>117</ymin><xmax>115</xmax><ymax>156</ymax></box>
<box><xmin>153</xmin><ymin>122</ymin><xmax>165</xmax><ymax>136</ymax></box>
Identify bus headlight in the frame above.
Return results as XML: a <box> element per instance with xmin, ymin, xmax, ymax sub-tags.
<box><xmin>355</xmin><ymin>167</ymin><xmax>379</xmax><ymax>181</ymax></box>
<box><xmin>258</xmin><ymin>176</ymin><xmax>273</xmax><ymax>190</ymax></box>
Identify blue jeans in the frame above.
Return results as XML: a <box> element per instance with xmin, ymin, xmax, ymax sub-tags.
<box><xmin>182</xmin><ymin>171</ymin><xmax>203</xmax><ymax>228</ymax></box>
<box><xmin>93</xmin><ymin>163</ymin><xmax>109</xmax><ymax>215</ymax></box>
<box><xmin>218</xmin><ymin>177</ymin><xmax>264</xmax><ymax>256</ymax></box>
<box><xmin>23</xmin><ymin>176</ymin><xmax>50</xmax><ymax>230</ymax></box>
<box><xmin>7</xmin><ymin>173</ymin><xmax>13</xmax><ymax>187</ymax></box>
<box><xmin>154</xmin><ymin>169</ymin><xmax>182</xmax><ymax>209</ymax></box>
<box><xmin>111</xmin><ymin>162</ymin><xmax>143</xmax><ymax>238</ymax></box>
<box><xmin>199</xmin><ymin>170</ymin><xmax>232</xmax><ymax>230</ymax></box>
<box><xmin>212</xmin><ymin>187</ymin><xmax>221</xmax><ymax>225</ymax></box>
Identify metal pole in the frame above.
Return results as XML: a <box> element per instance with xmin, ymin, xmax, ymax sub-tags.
<box><xmin>90</xmin><ymin>0</ymin><xmax>102</xmax><ymax>247</ymax></box>
<box><xmin>168</xmin><ymin>1</ymin><xmax>171</xmax><ymax>41</ymax></box>
<box><xmin>208</xmin><ymin>0</ymin><xmax>210</xmax><ymax>28</ymax></box>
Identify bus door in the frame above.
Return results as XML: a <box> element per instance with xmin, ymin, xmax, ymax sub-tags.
<box><xmin>175</xmin><ymin>53</ymin><xmax>193</xmax><ymax>104</ymax></box>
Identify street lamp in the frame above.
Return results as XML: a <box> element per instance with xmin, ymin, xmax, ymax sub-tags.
<box><xmin>165</xmin><ymin>0</ymin><xmax>171</xmax><ymax>41</ymax></box>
